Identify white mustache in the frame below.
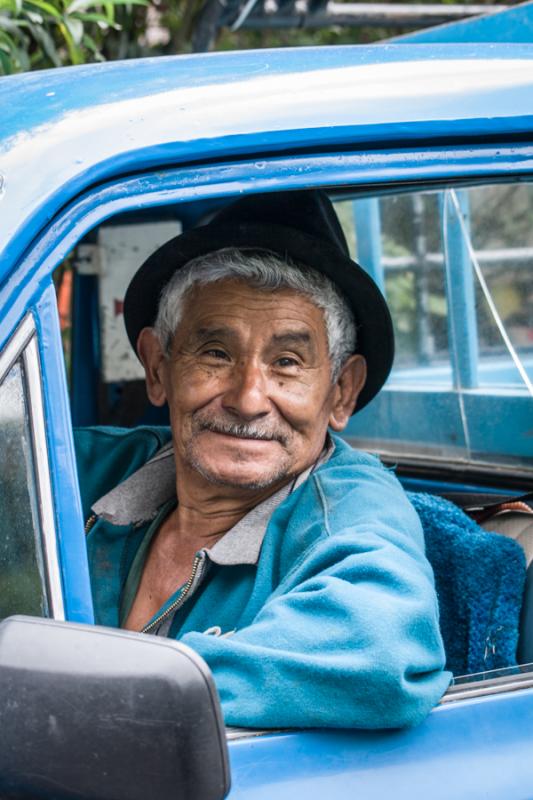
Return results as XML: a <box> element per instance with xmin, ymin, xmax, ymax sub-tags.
<box><xmin>194</xmin><ymin>416</ymin><xmax>289</xmax><ymax>446</ymax></box>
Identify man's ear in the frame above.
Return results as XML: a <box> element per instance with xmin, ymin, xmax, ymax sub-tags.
<box><xmin>137</xmin><ymin>328</ymin><xmax>168</xmax><ymax>407</ymax></box>
<box><xmin>328</xmin><ymin>355</ymin><xmax>367</xmax><ymax>431</ymax></box>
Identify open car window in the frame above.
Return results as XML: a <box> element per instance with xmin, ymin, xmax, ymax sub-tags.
<box><xmin>52</xmin><ymin>179</ymin><xmax>532</xmax><ymax>699</ymax></box>
<box><xmin>55</xmin><ymin>180</ymin><xmax>533</xmax><ymax>478</ymax></box>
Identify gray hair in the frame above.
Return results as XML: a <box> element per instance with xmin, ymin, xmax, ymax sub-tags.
<box><xmin>153</xmin><ymin>248</ymin><xmax>357</xmax><ymax>380</ymax></box>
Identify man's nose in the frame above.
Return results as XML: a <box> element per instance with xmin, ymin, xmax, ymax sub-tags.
<box><xmin>222</xmin><ymin>360</ymin><xmax>271</xmax><ymax>419</ymax></box>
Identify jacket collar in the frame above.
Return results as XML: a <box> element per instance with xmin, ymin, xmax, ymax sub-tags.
<box><xmin>92</xmin><ymin>436</ymin><xmax>335</xmax><ymax>567</ymax></box>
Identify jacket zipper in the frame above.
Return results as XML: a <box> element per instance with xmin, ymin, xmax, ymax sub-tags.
<box><xmin>85</xmin><ymin>514</ymin><xmax>97</xmax><ymax>535</ymax></box>
<box><xmin>141</xmin><ymin>553</ymin><xmax>205</xmax><ymax>635</ymax></box>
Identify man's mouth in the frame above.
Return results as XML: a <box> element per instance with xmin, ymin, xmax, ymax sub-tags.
<box><xmin>195</xmin><ymin>419</ymin><xmax>289</xmax><ymax>447</ymax></box>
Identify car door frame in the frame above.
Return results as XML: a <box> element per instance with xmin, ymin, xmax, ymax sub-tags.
<box><xmin>4</xmin><ymin>136</ymin><xmax>533</xmax><ymax>798</ymax></box>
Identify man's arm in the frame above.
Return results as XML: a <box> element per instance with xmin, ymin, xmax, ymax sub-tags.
<box><xmin>181</xmin><ymin>462</ymin><xmax>451</xmax><ymax>729</ymax></box>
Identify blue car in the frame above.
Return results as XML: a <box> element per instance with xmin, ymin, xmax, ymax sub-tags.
<box><xmin>1</xmin><ymin>28</ymin><xmax>533</xmax><ymax>800</ymax></box>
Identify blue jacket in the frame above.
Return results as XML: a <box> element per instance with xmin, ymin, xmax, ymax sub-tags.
<box><xmin>76</xmin><ymin>426</ymin><xmax>451</xmax><ymax>729</ymax></box>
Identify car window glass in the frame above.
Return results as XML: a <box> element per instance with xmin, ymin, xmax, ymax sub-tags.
<box><xmin>443</xmin><ymin>185</ymin><xmax>533</xmax><ymax>391</ymax></box>
<box><xmin>0</xmin><ymin>357</ymin><xmax>50</xmax><ymax>618</ymax></box>
<box><xmin>335</xmin><ymin>182</ymin><xmax>533</xmax><ymax>475</ymax></box>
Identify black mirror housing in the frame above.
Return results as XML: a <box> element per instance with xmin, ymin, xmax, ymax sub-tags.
<box><xmin>0</xmin><ymin>616</ymin><xmax>230</xmax><ymax>800</ymax></box>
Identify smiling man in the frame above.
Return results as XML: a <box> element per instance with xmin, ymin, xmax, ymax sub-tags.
<box><xmin>76</xmin><ymin>190</ymin><xmax>450</xmax><ymax>729</ymax></box>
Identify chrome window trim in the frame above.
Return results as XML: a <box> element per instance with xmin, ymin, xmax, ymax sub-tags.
<box><xmin>441</xmin><ymin>666</ymin><xmax>533</xmax><ymax>704</ymax></box>
<box><xmin>226</xmin><ymin>727</ymin><xmax>275</xmax><ymax>741</ymax></box>
<box><xmin>0</xmin><ymin>314</ymin><xmax>34</xmax><ymax>384</ymax></box>
<box><xmin>441</xmin><ymin>676</ymin><xmax>533</xmax><ymax>704</ymax></box>
<box><xmin>0</xmin><ymin>314</ymin><xmax>65</xmax><ymax>620</ymax></box>
<box><xmin>24</xmin><ymin>336</ymin><xmax>65</xmax><ymax>619</ymax></box>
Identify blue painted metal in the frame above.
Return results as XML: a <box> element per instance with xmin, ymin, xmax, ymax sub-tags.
<box><xmin>441</xmin><ymin>190</ymin><xmax>480</xmax><ymax>390</ymax></box>
<box><xmin>346</xmin><ymin>389</ymin><xmax>532</xmax><ymax>460</ymax></box>
<box><xmin>1</xmin><ymin>43</ymin><xmax>533</xmax><ymax>799</ymax></box>
<box><xmin>399</xmin><ymin>475</ymin><xmax>515</xmax><ymax>496</ymax></box>
<box><xmin>396</xmin><ymin>0</ymin><xmax>533</xmax><ymax>44</ymax></box>
<box><xmin>353</xmin><ymin>198</ymin><xmax>384</xmax><ymax>291</ymax></box>
<box><xmin>33</xmin><ymin>285</ymin><xmax>94</xmax><ymax>623</ymax></box>
<box><xmin>3</xmin><ymin>45</ymin><xmax>533</xmax><ymax>281</ymax></box>
<box><xmin>9</xmin><ymin>141</ymin><xmax>533</xmax><ymax>335</ymax></box>
<box><xmin>227</xmin><ymin>687</ymin><xmax>533</xmax><ymax>799</ymax></box>
<box><xmin>463</xmin><ymin>391</ymin><xmax>533</xmax><ymax>460</ymax></box>
<box><xmin>347</xmin><ymin>389</ymin><xmax>467</xmax><ymax>451</ymax></box>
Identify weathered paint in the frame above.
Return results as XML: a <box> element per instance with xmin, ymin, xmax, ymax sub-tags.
<box><xmin>3</xmin><ymin>45</ymin><xmax>533</xmax><ymax>280</ymax></box>
<box><xmin>227</xmin><ymin>688</ymin><xmax>533</xmax><ymax>799</ymax></box>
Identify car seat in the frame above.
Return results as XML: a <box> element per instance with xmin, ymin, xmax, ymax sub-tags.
<box><xmin>481</xmin><ymin>506</ymin><xmax>533</xmax><ymax>665</ymax></box>
<box><xmin>408</xmin><ymin>492</ymin><xmax>526</xmax><ymax>676</ymax></box>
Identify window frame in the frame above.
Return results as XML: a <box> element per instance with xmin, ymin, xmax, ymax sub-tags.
<box><xmin>0</xmin><ymin>314</ymin><xmax>65</xmax><ymax>620</ymax></box>
<box><xmin>4</xmin><ymin>140</ymin><xmax>533</xmax><ymax>703</ymax></box>
<box><xmin>443</xmin><ymin>666</ymin><xmax>533</xmax><ymax>704</ymax></box>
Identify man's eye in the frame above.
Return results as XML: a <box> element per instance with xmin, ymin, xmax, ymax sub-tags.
<box><xmin>275</xmin><ymin>356</ymin><xmax>300</xmax><ymax>368</ymax></box>
<box><xmin>204</xmin><ymin>348</ymin><xmax>230</xmax><ymax>360</ymax></box>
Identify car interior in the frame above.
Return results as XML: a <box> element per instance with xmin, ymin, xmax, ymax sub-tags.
<box><xmin>5</xmin><ymin>182</ymin><xmax>533</xmax><ymax>703</ymax></box>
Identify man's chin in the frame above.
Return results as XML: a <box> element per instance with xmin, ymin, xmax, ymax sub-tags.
<box><xmin>187</xmin><ymin>450</ymin><xmax>291</xmax><ymax>491</ymax></box>
<box><xmin>206</xmin><ymin>474</ymin><xmax>285</xmax><ymax>490</ymax></box>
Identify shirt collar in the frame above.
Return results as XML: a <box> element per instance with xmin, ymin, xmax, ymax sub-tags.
<box><xmin>92</xmin><ymin>440</ymin><xmax>175</xmax><ymax>527</ymax></box>
<box><xmin>206</xmin><ymin>482</ymin><xmax>293</xmax><ymax>566</ymax></box>
<box><xmin>91</xmin><ymin>436</ymin><xmax>335</xmax><ymax>566</ymax></box>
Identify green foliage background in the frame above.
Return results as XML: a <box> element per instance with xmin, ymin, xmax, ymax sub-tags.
<box><xmin>0</xmin><ymin>0</ymin><xmax>153</xmax><ymax>73</ymax></box>
<box><xmin>0</xmin><ymin>0</ymin><xmax>499</xmax><ymax>75</ymax></box>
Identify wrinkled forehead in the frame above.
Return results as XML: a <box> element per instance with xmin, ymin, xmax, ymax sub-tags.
<box><xmin>174</xmin><ymin>278</ymin><xmax>329</xmax><ymax>351</ymax></box>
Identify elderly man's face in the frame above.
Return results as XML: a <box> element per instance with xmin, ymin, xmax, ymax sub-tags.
<box><xmin>140</xmin><ymin>279</ymin><xmax>366</xmax><ymax>492</ymax></box>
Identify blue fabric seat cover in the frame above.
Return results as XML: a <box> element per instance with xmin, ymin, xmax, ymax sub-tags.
<box><xmin>409</xmin><ymin>492</ymin><xmax>526</xmax><ymax>676</ymax></box>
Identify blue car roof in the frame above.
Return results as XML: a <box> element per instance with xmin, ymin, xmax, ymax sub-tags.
<box><xmin>2</xmin><ymin>43</ymin><xmax>533</xmax><ymax>272</ymax></box>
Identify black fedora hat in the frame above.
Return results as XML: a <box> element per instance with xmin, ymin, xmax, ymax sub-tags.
<box><xmin>124</xmin><ymin>189</ymin><xmax>394</xmax><ymax>412</ymax></box>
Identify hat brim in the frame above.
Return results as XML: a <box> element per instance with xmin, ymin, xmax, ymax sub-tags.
<box><xmin>124</xmin><ymin>221</ymin><xmax>394</xmax><ymax>413</ymax></box>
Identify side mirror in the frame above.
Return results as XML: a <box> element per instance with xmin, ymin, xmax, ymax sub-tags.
<box><xmin>0</xmin><ymin>616</ymin><xmax>230</xmax><ymax>800</ymax></box>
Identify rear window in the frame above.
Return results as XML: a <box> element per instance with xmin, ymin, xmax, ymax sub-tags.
<box><xmin>335</xmin><ymin>181</ymin><xmax>533</xmax><ymax>477</ymax></box>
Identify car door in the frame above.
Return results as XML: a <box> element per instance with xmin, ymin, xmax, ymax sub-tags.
<box><xmin>42</xmin><ymin>175</ymin><xmax>533</xmax><ymax>800</ymax></box>
<box><xmin>0</xmin><ymin>291</ymin><xmax>93</xmax><ymax>625</ymax></box>
<box><xmin>1</xmin><ymin>45</ymin><xmax>533</xmax><ymax>799</ymax></box>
